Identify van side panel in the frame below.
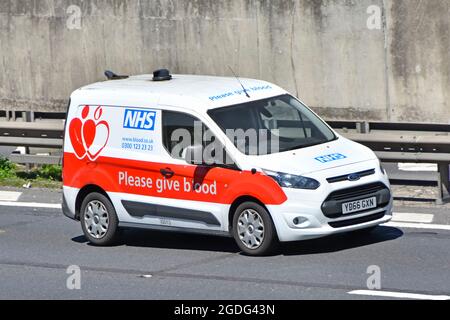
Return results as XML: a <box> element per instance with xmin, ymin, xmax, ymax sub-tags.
<box><xmin>63</xmin><ymin>103</ymin><xmax>287</xmax><ymax>232</ymax></box>
<box><xmin>63</xmin><ymin>153</ymin><xmax>287</xmax><ymax>206</ymax></box>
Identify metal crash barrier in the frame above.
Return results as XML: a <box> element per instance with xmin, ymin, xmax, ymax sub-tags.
<box><xmin>1</xmin><ymin>119</ymin><xmax>450</xmax><ymax>203</ymax></box>
<box><xmin>332</xmin><ymin>121</ymin><xmax>450</xmax><ymax>204</ymax></box>
<box><xmin>0</xmin><ymin>121</ymin><xmax>64</xmax><ymax>165</ymax></box>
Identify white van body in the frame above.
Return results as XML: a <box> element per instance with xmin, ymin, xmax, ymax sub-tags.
<box><xmin>62</xmin><ymin>73</ymin><xmax>393</xmax><ymax>255</ymax></box>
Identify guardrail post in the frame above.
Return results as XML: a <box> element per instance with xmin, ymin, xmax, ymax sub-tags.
<box><xmin>436</xmin><ymin>162</ymin><xmax>450</xmax><ymax>204</ymax></box>
<box><xmin>356</xmin><ymin>121</ymin><xmax>370</xmax><ymax>134</ymax></box>
<box><xmin>7</xmin><ymin>110</ymin><xmax>16</xmax><ymax>121</ymax></box>
<box><xmin>24</xmin><ymin>112</ymin><xmax>31</xmax><ymax>170</ymax></box>
<box><xmin>25</xmin><ymin>111</ymin><xmax>34</xmax><ymax>123</ymax></box>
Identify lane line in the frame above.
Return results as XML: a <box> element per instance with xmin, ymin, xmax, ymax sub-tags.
<box><xmin>392</xmin><ymin>212</ymin><xmax>434</xmax><ymax>223</ymax></box>
<box><xmin>0</xmin><ymin>200</ymin><xmax>449</xmax><ymax>231</ymax></box>
<box><xmin>0</xmin><ymin>191</ymin><xmax>22</xmax><ymax>202</ymax></box>
<box><xmin>1</xmin><ymin>259</ymin><xmax>448</xmax><ymax>298</ymax></box>
<box><xmin>0</xmin><ymin>201</ymin><xmax>61</xmax><ymax>209</ymax></box>
<box><xmin>384</xmin><ymin>221</ymin><xmax>450</xmax><ymax>231</ymax></box>
<box><xmin>349</xmin><ymin>290</ymin><xmax>450</xmax><ymax>300</ymax></box>
<box><xmin>398</xmin><ymin>163</ymin><xmax>437</xmax><ymax>172</ymax></box>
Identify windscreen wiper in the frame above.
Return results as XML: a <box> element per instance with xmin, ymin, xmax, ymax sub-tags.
<box><xmin>284</xmin><ymin>141</ymin><xmax>324</xmax><ymax>152</ymax></box>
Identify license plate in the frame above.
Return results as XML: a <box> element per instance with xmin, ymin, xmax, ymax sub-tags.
<box><xmin>342</xmin><ymin>197</ymin><xmax>377</xmax><ymax>214</ymax></box>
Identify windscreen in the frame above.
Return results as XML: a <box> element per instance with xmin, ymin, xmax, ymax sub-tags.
<box><xmin>207</xmin><ymin>94</ymin><xmax>337</xmax><ymax>155</ymax></box>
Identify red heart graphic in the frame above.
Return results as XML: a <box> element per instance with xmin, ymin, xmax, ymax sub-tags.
<box><xmin>82</xmin><ymin>105</ymin><xmax>90</xmax><ymax>119</ymax></box>
<box><xmin>68</xmin><ymin>118</ymin><xmax>86</xmax><ymax>158</ymax></box>
<box><xmin>82</xmin><ymin>119</ymin><xmax>96</xmax><ymax>149</ymax></box>
<box><xmin>86</xmin><ymin>120</ymin><xmax>110</xmax><ymax>161</ymax></box>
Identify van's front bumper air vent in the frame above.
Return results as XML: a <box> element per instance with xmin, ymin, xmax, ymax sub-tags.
<box><xmin>328</xmin><ymin>212</ymin><xmax>386</xmax><ymax>228</ymax></box>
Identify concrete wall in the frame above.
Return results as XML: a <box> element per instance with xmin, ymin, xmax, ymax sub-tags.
<box><xmin>0</xmin><ymin>0</ymin><xmax>449</xmax><ymax>123</ymax></box>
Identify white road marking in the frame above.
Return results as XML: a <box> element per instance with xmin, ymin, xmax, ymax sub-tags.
<box><xmin>0</xmin><ymin>201</ymin><xmax>61</xmax><ymax>209</ymax></box>
<box><xmin>0</xmin><ymin>199</ymin><xmax>449</xmax><ymax>232</ymax></box>
<box><xmin>398</xmin><ymin>163</ymin><xmax>437</xmax><ymax>172</ymax></box>
<box><xmin>349</xmin><ymin>290</ymin><xmax>450</xmax><ymax>300</ymax></box>
<box><xmin>384</xmin><ymin>221</ymin><xmax>450</xmax><ymax>231</ymax></box>
<box><xmin>392</xmin><ymin>212</ymin><xmax>434</xmax><ymax>223</ymax></box>
<box><xmin>0</xmin><ymin>191</ymin><xmax>22</xmax><ymax>202</ymax></box>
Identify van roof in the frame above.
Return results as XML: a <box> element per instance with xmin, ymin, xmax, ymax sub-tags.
<box><xmin>73</xmin><ymin>74</ymin><xmax>287</xmax><ymax>112</ymax></box>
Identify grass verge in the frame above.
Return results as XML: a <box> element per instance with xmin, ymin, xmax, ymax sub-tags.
<box><xmin>0</xmin><ymin>157</ymin><xmax>62</xmax><ymax>189</ymax></box>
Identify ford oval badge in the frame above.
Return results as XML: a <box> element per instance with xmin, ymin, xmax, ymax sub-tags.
<box><xmin>348</xmin><ymin>173</ymin><xmax>361</xmax><ymax>181</ymax></box>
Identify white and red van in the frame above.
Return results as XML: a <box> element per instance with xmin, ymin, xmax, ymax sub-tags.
<box><xmin>62</xmin><ymin>69</ymin><xmax>393</xmax><ymax>255</ymax></box>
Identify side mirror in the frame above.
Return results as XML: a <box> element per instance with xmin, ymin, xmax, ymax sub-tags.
<box><xmin>183</xmin><ymin>145</ymin><xmax>204</xmax><ymax>165</ymax></box>
<box><xmin>183</xmin><ymin>144</ymin><xmax>221</xmax><ymax>166</ymax></box>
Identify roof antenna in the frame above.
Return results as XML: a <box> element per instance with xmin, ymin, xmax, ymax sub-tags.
<box><xmin>228</xmin><ymin>65</ymin><xmax>250</xmax><ymax>98</ymax></box>
<box><xmin>104</xmin><ymin>70</ymin><xmax>129</xmax><ymax>80</ymax></box>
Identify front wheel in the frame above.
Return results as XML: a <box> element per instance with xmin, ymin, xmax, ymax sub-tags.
<box><xmin>232</xmin><ymin>202</ymin><xmax>278</xmax><ymax>256</ymax></box>
<box><xmin>80</xmin><ymin>192</ymin><xmax>119</xmax><ymax>246</ymax></box>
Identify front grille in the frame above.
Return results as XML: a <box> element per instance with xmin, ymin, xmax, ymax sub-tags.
<box><xmin>327</xmin><ymin>182</ymin><xmax>387</xmax><ymax>201</ymax></box>
<box><xmin>329</xmin><ymin>212</ymin><xmax>386</xmax><ymax>228</ymax></box>
<box><xmin>321</xmin><ymin>182</ymin><xmax>391</xmax><ymax>218</ymax></box>
<box><xmin>327</xmin><ymin>169</ymin><xmax>375</xmax><ymax>183</ymax></box>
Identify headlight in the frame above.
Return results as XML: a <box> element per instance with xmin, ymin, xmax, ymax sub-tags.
<box><xmin>263</xmin><ymin>169</ymin><xmax>320</xmax><ymax>190</ymax></box>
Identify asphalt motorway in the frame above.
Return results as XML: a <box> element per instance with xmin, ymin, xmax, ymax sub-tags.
<box><xmin>0</xmin><ymin>193</ymin><xmax>449</xmax><ymax>300</ymax></box>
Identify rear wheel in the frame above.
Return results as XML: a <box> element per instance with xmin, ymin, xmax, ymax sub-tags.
<box><xmin>232</xmin><ymin>202</ymin><xmax>278</xmax><ymax>256</ymax></box>
<box><xmin>80</xmin><ymin>192</ymin><xmax>119</xmax><ymax>246</ymax></box>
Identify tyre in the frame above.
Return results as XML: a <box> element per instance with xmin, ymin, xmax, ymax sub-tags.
<box><xmin>232</xmin><ymin>201</ymin><xmax>278</xmax><ymax>256</ymax></box>
<box><xmin>80</xmin><ymin>192</ymin><xmax>119</xmax><ymax>246</ymax></box>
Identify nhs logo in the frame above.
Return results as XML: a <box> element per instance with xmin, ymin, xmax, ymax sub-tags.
<box><xmin>315</xmin><ymin>153</ymin><xmax>347</xmax><ymax>163</ymax></box>
<box><xmin>123</xmin><ymin>109</ymin><xmax>156</xmax><ymax>131</ymax></box>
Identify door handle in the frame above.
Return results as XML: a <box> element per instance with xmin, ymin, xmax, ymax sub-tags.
<box><xmin>160</xmin><ymin>168</ymin><xmax>174</xmax><ymax>179</ymax></box>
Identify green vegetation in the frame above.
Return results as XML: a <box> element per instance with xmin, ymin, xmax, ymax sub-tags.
<box><xmin>0</xmin><ymin>157</ymin><xmax>62</xmax><ymax>189</ymax></box>
<box><xmin>0</xmin><ymin>157</ymin><xmax>16</xmax><ymax>179</ymax></box>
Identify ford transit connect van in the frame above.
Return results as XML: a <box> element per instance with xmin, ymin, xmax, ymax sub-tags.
<box><xmin>62</xmin><ymin>69</ymin><xmax>393</xmax><ymax>255</ymax></box>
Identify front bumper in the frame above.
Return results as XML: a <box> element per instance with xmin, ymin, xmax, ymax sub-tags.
<box><xmin>268</xmin><ymin>199</ymin><xmax>393</xmax><ymax>242</ymax></box>
<box><xmin>266</xmin><ymin>164</ymin><xmax>393</xmax><ymax>242</ymax></box>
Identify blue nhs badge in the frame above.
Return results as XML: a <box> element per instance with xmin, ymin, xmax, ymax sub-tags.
<box><xmin>123</xmin><ymin>109</ymin><xmax>157</xmax><ymax>131</ymax></box>
<box><xmin>315</xmin><ymin>153</ymin><xmax>347</xmax><ymax>164</ymax></box>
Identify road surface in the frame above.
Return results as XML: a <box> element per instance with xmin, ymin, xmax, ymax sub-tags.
<box><xmin>0</xmin><ymin>188</ymin><xmax>449</xmax><ymax>300</ymax></box>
